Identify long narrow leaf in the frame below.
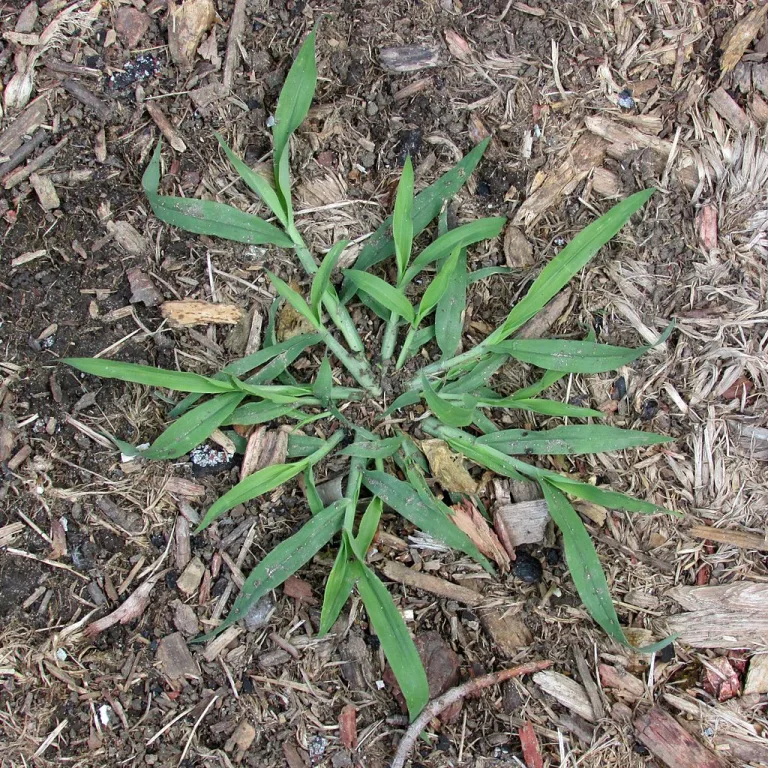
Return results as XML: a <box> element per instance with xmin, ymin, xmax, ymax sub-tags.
<box><xmin>143</xmin><ymin>144</ymin><xmax>293</xmax><ymax>247</ymax></box>
<box><xmin>224</xmin><ymin>401</ymin><xmax>302</xmax><ymax>426</ymax></box>
<box><xmin>215</xmin><ymin>132</ymin><xmax>288</xmax><ymax>225</ymax></box>
<box><xmin>341</xmin><ymin>137</ymin><xmax>491</xmax><ymax>301</ymax></box>
<box><xmin>342</xmin><ymin>270</ymin><xmax>415</xmax><ymax>324</ymax></box>
<box><xmin>353</xmin><ymin>560</ymin><xmax>429</xmax><ymax>720</ymax></box>
<box><xmin>487</xmin><ymin>189</ymin><xmax>655</xmax><ymax>343</ymax></box>
<box><xmin>422</xmin><ymin>374</ymin><xmax>474</xmax><ymax>427</ymax></box>
<box><xmin>266</xmin><ymin>271</ymin><xmax>321</xmax><ymax>330</ymax></box>
<box><xmin>480</xmin><ymin>396</ymin><xmax>604</xmax><ymax>419</ymax></box>
<box><xmin>477</xmin><ymin>425</ymin><xmax>672</xmax><ymax>455</ymax></box>
<box><xmin>63</xmin><ymin>358</ymin><xmax>236</xmax><ymax>394</ymax></box>
<box><xmin>319</xmin><ymin>534</ymin><xmax>355</xmax><ymax>635</ymax></box>
<box><xmin>492</xmin><ymin>324</ymin><xmax>673</xmax><ymax>374</ymax></box>
<box><xmin>435</xmin><ymin>249</ymin><xmax>467</xmax><ymax>357</ymax></box>
<box><xmin>415</xmin><ymin>246</ymin><xmax>461</xmax><ymax>324</ymax></box>
<box><xmin>339</xmin><ymin>435</ymin><xmax>403</xmax><ymax>459</ymax></box>
<box><xmin>362</xmin><ymin>470</ymin><xmax>493</xmax><ymax>571</ymax></box>
<box><xmin>272</xmin><ymin>29</ymin><xmax>317</xmax><ymax>219</ymax></box>
<box><xmin>310</xmin><ymin>241</ymin><xmax>348</xmax><ymax>320</ymax></box>
<box><xmin>142</xmin><ymin>392</ymin><xmax>246</xmax><ymax>460</ymax></box>
<box><xmin>200</xmin><ymin>499</ymin><xmax>346</xmax><ymax>640</ymax></box>
<box><xmin>393</xmin><ymin>157</ymin><xmax>414</xmax><ymax>282</ymax></box>
<box><xmin>540</xmin><ymin>482</ymin><xmax>673</xmax><ymax>653</ymax></box>
<box><xmin>402</xmin><ymin>217</ymin><xmax>505</xmax><ymax>286</ymax></box>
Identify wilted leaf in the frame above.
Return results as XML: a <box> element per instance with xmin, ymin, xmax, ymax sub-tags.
<box><xmin>450</xmin><ymin>499</ymin><xmax>510</xmax><ymax>571</ymax></box>
<box><xmin>421</xmin><ymin>438</ymin><xmax>478</xmax><ymax>493</ymax></box>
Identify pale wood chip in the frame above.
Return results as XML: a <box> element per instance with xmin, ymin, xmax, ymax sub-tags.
<box><xmin>161</xmin><ymin>300</ymin><xmax>245</xmax><ymax>327</ymax></box>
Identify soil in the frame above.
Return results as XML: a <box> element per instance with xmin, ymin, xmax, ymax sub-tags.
<box><xmin>2</xmin><ymin>1</ymin><xmax>768</xmax><ymax>767</ymax></box>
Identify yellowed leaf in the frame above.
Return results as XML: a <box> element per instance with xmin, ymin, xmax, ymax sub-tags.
<box><xmin>451</xmin><ymin>499</ymin><xmax>511</xmax><ymax>571</ymax></box>
<box><xmin>421</xmin><ymin>438</ymin><xmax>478</xmax><ymax>494</ymax></box>
<box><xmin>276</xmin><ymin>282</ymin><xmax>315</xmax><ymax>341</ymax></box>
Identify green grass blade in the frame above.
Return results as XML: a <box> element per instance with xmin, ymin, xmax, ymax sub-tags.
<box><xmin>354</xmin><ymin>496</ymin><xmax>383</xmax><ymax>556</ymax></box>
<box><xmin>142</xmin><ymin>392</ymin><xmax>246</xmax><ymax>460</ymax></box>
<box><xmin>197</xmin><ymin>459</ymin><xmax>309</xmax><ymax>531</ymax></box>
<box><xmin>341</xmin><ymin>137</ymin><xmax>491</xmax><ymax>301</ymax></box>
<box><xmin>362</xmin><ymin>470</ymin><xmax>493</xmax><ymax>571</ymax></box>
<box><xmin>468</xmin><ymin>265</ymin><xmax>513</xmax><ymax>282</ymax></box>
<box><xmin>382</xmin><ymin>390</ymin><xmax>422</xmax><ymax>417</ymax></box>
<box><xmin>143</xmin><ymin>143</ymin><xmax>293</xmax><ymax>247</ymax></box>
<box><xmin>487</xmin><ymin>189</ymin><xmax>655</xmax><ymax>344</ymax></box>
<box><xmin>401</xmin><ymin>325</ymin><xmax>436</xmax><ymax>363</ymax></box>
<box><xmin>304</xmin><ymin>465</ymin><xmax>325</xmax><ymax>515</ymax></box>
<box><xmin>416</xmin><ymin>246</ymin><xmax>461</xmax><ymax>325</ymax></box>
<box><xmin>266</xmin><ymin>271</ymin><xmax>321</xmax><ymax>330</ymax></box>
<box><xmin>201</xmin><ymin>499</ymin><xmax>346</xmax><ymax>640</ymax></box>
<box><xmin>492</xmin><ymin>324</ymin><xmax>673</xmax><ymax>374</ymax></box>
<box><xmin>311</xmin><ymin>240</ymin><xmax>348</xmax><ymax>320</ymax></box>
<box><xmin>215</xmin><ymin>132</ymin><xmax>288</xmax><ymax>226</ymax></box>
<box><xmin>319</xmin><ymin>534</ymin><xmax>355</xmax><ymax>635</ymax></box>
<box><xmin>442</xmin><ymin>353</ymin><xmax>507</xmax><ymax>395</ymax></box>
<box><xmin>356</xmin><ymin>288</ymin><xmax>390</xmax><ymax>321</ymax></box>
<box><xmin>477</xmin><ymin>425</ymin><xmax>672</xmax><ymax>455</ymax></box>
<box><xmin>287</xmin><ymin>434</ymin><xmax>324</xmax><ymax>457</ymax></box>
<box><xmin>402</xmin><ymin>217</ymin><xmax>505</xmax><ymax>286</ymax></box>
<box><xmin>223</xmin><ymin>401</ymin><xmax>303</xmax><ymax>426</ymax></box>
<box><xmin>422</xmin><ymin>374</ymin><xmax>474</xmax><ymax>427</ymax></box>
<box><xmin>63</xmin><ymin>358</ymin><xmax>236</xmax><ymax>394</ymax></box>
<box><xmin>342</xmin><ymin>270</ymin><xmax>415</xmax><ymax>324</ymax></box>
<box><xmin>495</xmin><ymin>398</ymin><xmax>605</xmax><ymax>419</ymax></box>
<box><xmin>353</xmin><ymin>559</ymin><xmax>429</xmax><ymax>720</ymax></box>
<box><xmin>393</xmin><ymin>156</ymin><xmax>414</xmax><ymax>282</ymax></box>
<box><xmin>435</xmin><ymin>249</ymin><xmax>467</xmax><ymax>357</ymax></box>
<box><xmin>339</xmin><ymin>435</ymin><xmax>403</xmax><ymax>459</ymax></box>
<box><xmin>313</xmin><ymin>357</ymin><xmax>333</xmax><ymax>403</ymax></box>
<box><xmin>272</xmin><ymin>29</ymin><xmax>317</xmax><ymax>219</ymax></box>
<box><xmin>507</xmin><ymin>369</ymin><xmax>565</xmax><ymax>400</ymax></box>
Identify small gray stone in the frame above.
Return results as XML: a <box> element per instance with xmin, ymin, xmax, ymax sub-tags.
<box><xmin>173</xmin><ymin>600</ymin><xmax>200</xmax><ymax>636</ymax></box>
<box><xmin>176</xmin><ymin>556</ymin><xmax>205</xmax><ymax>595</ymax></box>
<box><xmin>242</xmin><ymin>594</ymin><xmax>274</xmax><ymax>631</ymax></box>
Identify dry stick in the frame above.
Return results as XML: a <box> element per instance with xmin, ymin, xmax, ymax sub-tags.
<box><xmin>222</xmin><ymin>0</ymin><xmax>246</xmax><ymax>91</ymax></box>
<box><xmin>178</xmin><ymin>694</ymin><xmax>218</xmax><ymax>767</ymax></box>
<box><xmin>390</xmin><ymin>660</ymin><xmax>552</xmax><ymax>768</ymax></box>
<box><xmin>2</xmin><ymin>136</ymin><xmax>68</xmax><ymax>189</ymax></box>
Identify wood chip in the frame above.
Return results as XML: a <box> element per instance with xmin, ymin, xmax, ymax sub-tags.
<box><xmin>573</xmin><ymin>648</ymin><xmax>605</xmax><ymax>720</ymax></box>
<box><xmin>156</xmin><ymin>632</ymin><xmax>201</xmax><ymax>681</ymax></box>
<box><xmin>688</xmin><ymin>525</ymin><xmax>768</xmax><ymax>551</ymax></box>
<box><xmin>174</xmin><ymin>515</ymin><xmax>191</xmax><ymax>570</ymax></box>
<box><xmin>668</xmin><ymin>582</ymin><xmax>768</xmax><ymax>648</ymax></box>
<box><xmin>224</xmin><ymin>720</ymin><xmax>256</xmax><ymax>760</ymax></box>
<box><xmin>450</xmin><ymin>499</ymin><xmax>510</xmax><ymax>571</ymax></box>
<box><xmin>502</xmin><ymin>224</ymin><xmax>534</xmax><ymax>268</ymax></box>
<box><xmin>599</xmin><ymin>663</ymin><xmax>645</xmax><ymax>700</ymax></box>
<box><xmin>161</xmin><ymin>300</ymin><xmax>245</xmax><ymax>327</ymax></box>
<box><xmin>145</xmin><ymin>101</ymin><xmax>187</xmax><ymax>152</ymax></box>
<box><xmin>107</xmin><ymin>221</ymin><xmax>148</xmax><ymax>255</ymax></box>
<box><xmin>533</xmin><ymin>670</ymin><xmax>596</xmax><ymax>722</ymax></box>
<box><xmin>203</xmin><ymin>625</ymin><xmax>242</xmax><ymax>662</ymax></box>
<box><xmin>283</xmin><ymin>575</ymin><xmax>317</xmax><ymax>605</ymax></box>
<box><xmin>727</xmin><ymin>418</ymin><xmax>768</xmax><ymax>460</ymax></box>
<box><xmin>421</xmin><ymin>439</ymin><xmax>478</xmax><ymax>493</ymax></box>
<box><xmin>222</xmin><ymin>0</ymin><xmax>246</xmax><ymax>90</ymax></box>
<box><xmin>3</xmin><ymin>136</ymin><xmax>67</xmax><ymax>190</ymax></box>
<box><xmin>708</xmin><ymin>87</ymin><xmax>751</xmax><ymax>133</ymax></box>
<box><xmin>591</xmin><ymin>167</ymin><xmax>621</xmax><ymax>198</ymax></box>
<box><xmin>381</xmin><ymin>560</ymin><xmax>483</xmax><ymax>606</ymax></box>
<box><xmin>494</xmin><ymin>499</ymin><xmax>550</xmax><ymax>549</ymax></box>
<box><xmin>339</xmin><ymin>704</ymin><xmax>358</xmax><ymax>750</ymax></box>
<box><xmin>634</xmin><ymin>707</ymin><xmax>727</xmax><ymax>768</ymax></box>
<box><xmin>720</xmin><ymin>2</ymin><xmax>768</xmax><ymax>74</ymax></box>
<box><xmin>379</xmin><ymin>45</ymin><xmax>440</xmax><ymax>72</ymax></box>
<box><xmin>512</xmin><ymin>134</ymin><xmax>607</xmax><ymax>228</ymax></box>
<box><xmin>173</xmin><ymin>600</ymin><xmax>200</xmax><ymax>636</ymax></box>
<box><xmin>0</xmin><ymin>98</ymin><xmax>47</xmax><ymax>157</ymax></box>
<box><xmin>516</xmin><ymin>289</ymin><xmax>571</xmax><ymax>339</ymax></box>
<box><xmin>115</xmin><ymin>6</ymin><xmax>150</xmax><ymax>49</ymax></box>
<box><xmin>96</xmin><ymin>496</ymin><xmax>143</xmax><ymax>534</ymax></box>
<box><xmin>127</xmin><ymin>267</ymin><xmax>162</xmax><ymax>306</ymax></box>
<box><xmin>240</xmin><ymin>427</ymin><xmax>288</xmax><ymax>481</ymax></box>
<box><xmin>176</xmin><ymin>556</ymin><xmax>205</xmax><ymax>595</ymax></box>
<box><xmin>85</xmin><ymin>570</ymin><xmax>167</xmax><ymax>636</ymax></box>
<box><xmin>15</xmin><ymin>1</ymin><xmax>39</xmax><ymax>32</ymax></box>
<box><xmin>167</xmin><ymin>0</ymin><xmax>216</xmax><ymax>72</ymax></box>
<box><xmin>744</xmin><ymin>654</ymin><xmax>768</xmax><ymax>695</ymax></box>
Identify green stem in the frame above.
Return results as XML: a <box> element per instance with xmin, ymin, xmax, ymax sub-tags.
<box><xmin>320</xmin><ymin>329</ymin><xmax>381</xmax><ymax>397</ymax></box>
<box><xmin>405</xmin><ymin>341</ymin><xmax>492</xmax><ymax>391</ymax></box>
<box><xmin>344</xmin><ymin>456</ymin><xmax>365</xmax><ymax>533</ymax></box>
<box><xmin>306</xmin><ymin>427</ymin><xmax>346</xmax><ymax>465</ymax></box>
<box><xmin>381</xmin><ymin>311</ymin><xmax>400</xmax><ymax>363</ymax></box>
<box><xmin>395</xmin><ymin>326</ymin><xmax>417</xmax><ymax>370</ymax></box>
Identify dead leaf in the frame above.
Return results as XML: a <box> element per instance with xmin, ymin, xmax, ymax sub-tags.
<box><xmin>283</xmin><ymin>575</ymin><xmax>317</xmax><ymax>605</ymax></box>
<box><xmin>276</xmin><ymin>284</ymin><xmax>315</xmax><ymax>341</ymax></box>
<box><xmin>421</xmin><ymin>438</ymin><xmax>478</xmax><ymax>493</ymax></box>
<box><xmin>156</xmin><ymin>631</ymin><xmax>201</xmax><ymax>681</ymax></box>
<box><xmin>161</xmin><ymin>300</ymin><xmax>244</xmax><ymax>327</ymax></box>
<box><xmin>240</xmin><ymin>427</ymin><xmax>288</xmax><ymax>481</ymax></box>
<box><xmin>444</xmin><ymin>29</ymin><xmax>472</xmax><ymax>62</ymax></box>
<box><xmin>503</xmin><ymin>224</ymin><xmax>534</xmax><ymax>268</ymax></box>
<box><xmin>696</xmin><ymin>203</ymin><xmax>718</xmax><ymax>251</ymax></box>
<box><xmin>451</xmin><ymin>499</ymin><xmax>510</xmax><ymax>571</ymax></box>
<box><xmin>49</xmin><ymin>517</ymin><xmax>67</xmax><ymax>559</ymax></box>
<box><xmin>721</xmin><ymin>3</ymin><xmax>768</xmax><ymax>75</ymax></box>
<box><xmin>519</xmin><ymin>721</ymin><xmax>544</xmax><ymax>768</ymax></box>
<box><xmin>85</xmin><ymin>570</ymin><xmax>167</xmax><ymax>636</ymax></box>
<box><xmin>339</xmin><ymin>704</ymin><xmax>358</xmax><ymax>750</ymax></box>
<box><xmin>167</xmin><ymin>0</ymin><xmax>216</xmax><ymax>72</ymax></box>
<box><xmin>127</xmin><ymin>267</ymin><xmax>163</xmax><ymax>307</ymax></box>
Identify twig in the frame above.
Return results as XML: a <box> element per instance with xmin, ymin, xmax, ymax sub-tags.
<box><xmin>178</xmin><ymin>694</ymin><xmax>218</xmax><ymax>767</ymax></box>
<box><xmin>222</xmin><ymin>0</ymin><xmax>246</xmax><ymax>91</ymax></box>
<box><xmin>6</xmin><ymin>546</ymin><xmax>89</xmax><ymax>581</ymax></box>
<box><xmin>390</xmin><ymin>660</ymin><xmax>552</xmax><ymax>768</ymax></box>
<box><xmin>2</xmin><ymin>136</ymin><xmax>68</xmax><ymax>189</ymax></box>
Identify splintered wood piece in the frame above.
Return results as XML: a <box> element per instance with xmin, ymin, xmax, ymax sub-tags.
<box><xmin>573</xmin><ymin>648</ymin><xmax>605</xmax><ymax>720</ymax></box>
<box><xmin>516</xmin><ymin>290</ymin><xmax>571</xmax><ymax>339</ymax></box>
<box><xmin>29</xmin><ymin>172</ymin><xmax>59</xmax><ymax>209</ymax></box>
<box><xmin>203</xmin><ymin>625</ymin><xmax>242</xmax><ymax>662</ymax></box>
<box><xmin>0</xmin><ymin>97</ymin><xmax>47</xmax><ymax>156</ymax></box>
<box><xmin>494</xmin><ymin>499</ymin><xmax>550</xmax><ymax>548</ymax></box>
<box><xmin>720</xmin><ymin>2</ymin><xmax>768</xmax><ymax>74</ymax></box>
<box><xmin>167</xmin><ymin>0</ymin><xmax>216</xmax><ymax>72</ymax></box>
<box><xmin>512</xmin><ymin>134</ymin><xmax>607</xmax><ymax>228</ymax></box>
<box><xmin>708</xmin><ymin>87</ymin><xmax>751</xmax><ymax>132</ymax></box>
<box><xmin>450</xmin><ymin>499</ymin><xmax>510</xmax><ymax>571</ymax></box>
<box><xmin>381</xmin><ymin>560</ymin><xmax>483</xmax><ymax>606</ymax></box>
<box><xmin>599</xmin><ymin>663</ymin><xmax>645</xmax><ymax>700</ymax></box>
<box><xmin>533</xmin><ymin>670</ymin><xmax>596</xmax><ymax>722</ymax></box>
<box><xmin>156</xmin><ymin>632</ymin><xmax>201</xmax><ymax>681</ymax></box>
<box><xmin>634</xmin><ymin>707</ymin><xmax>727</xmax><ymax>768</ymax></box>
<box><xmin>145</xmin><ymin>101</ymin><xmax>187</xmax><ymax>152</ymax></box>
<box><xmin>161</xmin><ymin>300</ymin><xmax>245</xmax><ymax>327</ymax></box>
<box><xmin>176</xmin><ymin>556</ymin><xmax>205</xmax><ymax>595</ymax></box>
<box><xmin>668</xmin><ymin>582</ymin><xmax>768</xmax><ymax>648</ymax></box>
<box><xmin>688</xmin><ymin>525</ymin><xmax>768</xmax><ymax>551</ymax></box>
<box><xmin>379</xmin><ymin>46</ymin><xmax>440</xmax><ymax>72</ymax></box>
<box><xmin>591</xmin><ymin>167</ymin><xmax>621</xmax><ymax>197</ymax></box>
<box><xmin>518</xmin><ymin>721</ymin><xmax>544</xmax><ymax>768</ymax></box>
<box><xmin>727</xmin><ymin>419</ymin><xmax>768</xmax><ymax>460</ymax></box>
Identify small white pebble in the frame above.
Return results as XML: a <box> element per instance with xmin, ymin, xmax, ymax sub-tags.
<box><xmin>99</xmin><ymin>705</ymin><xmax>112</xmax><ymax>726</ymax></box>
<box><xmin>56</xmin><ymin>648</ymin><xmax>68</xmax><ymax>661</ymax></box>
<box><xmin>376</xmin><ymin>679</ymin><xmax>385</xmax><ymax>690</ymax></box>
<box><xmin>402</xmin><ymin>609</ymin><xmax>414</xmax><ymax>621</ymax></box>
